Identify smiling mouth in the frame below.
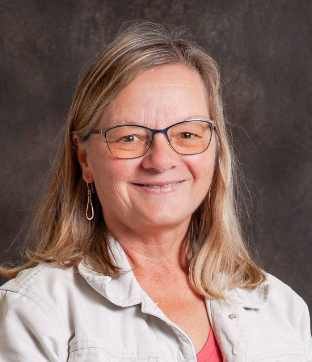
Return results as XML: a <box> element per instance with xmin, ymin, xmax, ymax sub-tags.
<box><xmin>133</xmin><ymin>181</ymin><xmax>183</xmax><ymax>189</ymax></box>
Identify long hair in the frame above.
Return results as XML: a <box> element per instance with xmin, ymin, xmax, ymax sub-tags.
<box><xmin>1</xmin><ymin>22</ymin><xmax>265</xmax><ymax>298</ymax></box>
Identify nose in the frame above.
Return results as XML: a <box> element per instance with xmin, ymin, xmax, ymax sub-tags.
<box><xmin>140</xmin><ymin>132</ymin><xmax>180</xmax><ymax>172</ymax></box>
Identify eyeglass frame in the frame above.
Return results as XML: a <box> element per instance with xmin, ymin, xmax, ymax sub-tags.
<box><xmin>89</xmin><ymin>119</ymin><xmax>216</xmax><ymax>159</ymax></box>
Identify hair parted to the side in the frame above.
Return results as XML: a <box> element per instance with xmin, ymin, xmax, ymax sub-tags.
<box><xmin>0</xmin><ymin>22</ymin><xmax>265</xmax><ymax>298</ymax></box>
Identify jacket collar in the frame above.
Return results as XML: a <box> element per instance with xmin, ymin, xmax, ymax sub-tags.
<box><xmin>78</xmin><ymin>237</ymin><xmax>146</xmax><ymax>307</ymax></box>
<box><xmin>78</xmin><ymin>237</ymin><xmax>271</xmax><ymax>309</ymax></box>
<box><xmin>225</xmin><ymin>281</ymin><xmax>271</xmax><ymax>308</ymax></box>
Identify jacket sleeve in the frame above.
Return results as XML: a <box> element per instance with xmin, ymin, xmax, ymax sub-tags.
<box><xmin>298</xmin><ymin>299</ymin><xmax>312</xmax><ymax>361</ymax></box>
<box><xmin>0</xmin><ymin>290</ymin><xmax>65</xmax><ymax>362</ymax></box>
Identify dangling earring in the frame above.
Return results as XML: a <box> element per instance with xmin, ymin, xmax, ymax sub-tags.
<box><xmin>86</xmin><ymin>182</ymin><xmax>94</xmax><ymax>221</ymax></box>
<box><xmin>208</xmin><ymin>188</ymin><xmax>212</xmax><ymax>209</ymax></box>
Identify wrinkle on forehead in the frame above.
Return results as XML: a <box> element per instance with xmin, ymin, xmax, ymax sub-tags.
<box><xmin>137</xmin><ymin>83</ymin><xmax>203</xmax><ymax>88</ymax></box>
<box><xmin>99</xmin><ymin>64</ymin><xmax>210</xmax><ymax>128</ymax></box>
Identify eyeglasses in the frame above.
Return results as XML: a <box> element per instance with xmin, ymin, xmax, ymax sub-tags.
<box><xmin>89</xmin><ymin>119</ymin><xmax>216</xmax><ymax>159</ymax></box>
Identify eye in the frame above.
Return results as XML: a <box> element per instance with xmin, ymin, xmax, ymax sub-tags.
<box><xmin>179</xmin><ymin>132</ymin><xmax>195</xmax><ymax>139</ymax></box>
<box><xmin>119</xmin><ymin>134</ymin><xmax>140</xmax><ymax>143</ymax></box>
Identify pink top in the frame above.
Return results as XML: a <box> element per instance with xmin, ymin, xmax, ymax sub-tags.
<box><xmin>196</xmin><ymin>328</ymin><xmax>223</xmax><ymax>362</ymax></box>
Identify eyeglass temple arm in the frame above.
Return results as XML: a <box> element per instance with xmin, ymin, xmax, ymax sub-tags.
<box><xmin>209</xmin><ymin>120</ymin><xmax>216</xmax><ymax>128</ymax></box>
<box><xmin>89</xmin><ymin>129</ymin><xmax>104</xmax><ymax>135</ymax></box>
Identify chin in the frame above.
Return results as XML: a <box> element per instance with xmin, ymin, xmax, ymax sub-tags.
<box><xmin>137</xmin><ymin>210</ymin><xmax>191</xmax><ymax>229</ymax></box>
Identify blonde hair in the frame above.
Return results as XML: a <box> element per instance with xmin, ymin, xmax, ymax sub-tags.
<box><xmin>1</xmin><ymin>22</ymin><xmax>265</xmax><ymax>298</ymax></box>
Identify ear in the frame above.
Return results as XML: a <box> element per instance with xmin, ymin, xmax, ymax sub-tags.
<box><xmin>72</xmin><ymin>134</ymin><xmax>94</xmax><ymax>183</ymax></box>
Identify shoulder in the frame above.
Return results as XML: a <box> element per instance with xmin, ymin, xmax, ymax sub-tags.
<box><xmin>266</xmin><ymin>272</ymin><xmax>300</xmax><ymax>295</ymax></box>
<box><xmin>224</xmin><ymin>273</ymin><xmax>312</xmax><ymax>360</ymax></box>
<box><xmin>0</xmin><ymin>264</ymin><xmax>82</xmax><ymax>361</ymax></box>
<box><xmin>0</xmin><ymin>263</ymin><xmax>81</xmax><ymax>300</ymax></box>
<box><xmin>0</xmin><ymin>263</ymin><xmax>101</xmax><ymax>309</ymax></box>
<box><xmin>265</xmin><ymin>273</ymin><xmax>309</xmax><ymax>313</ymax></box>
<box><xmin>229</xmin><ymin>272</ymin><xmax>310</xmax><ymax>335</ymax></box>
<box><xmin>232</xmin><ymin>272</ymin><xmax>308</xmax><ymax>311</ymax></box>
<box><xmin>0</xmin><ymin>263</ymin><xmax>97</xmax><ymax>337</ymax></box>
<box><xmin>260</xmin><ymin>274</ymin><xmax>312</xmax><ymax>359</ymax></box>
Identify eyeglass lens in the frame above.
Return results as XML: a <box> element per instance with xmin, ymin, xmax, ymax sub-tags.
<box><xmin>106</xmin><ymin>121</ymin><xmax>212</xmax><ymax>159</ymax></box>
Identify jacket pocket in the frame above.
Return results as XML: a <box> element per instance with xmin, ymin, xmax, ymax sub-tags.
<box><xmin>69</xmin><ymin>350</ymin><xmax>164</xmax><ymax>362</ymax></box>
<box><xmin>68</xmin><ymin>340</ymin><xmax>166</xmax><ymax>362</ymax></box>
<box><xmin>69</xmin><ymin>349</ymin><xmax>164</xmax><ymax>362</ymax></box>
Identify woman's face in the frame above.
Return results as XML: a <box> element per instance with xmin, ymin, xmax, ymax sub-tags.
<box><xmin>79</xmin><ymin>64</ymin><xmax>217</xmax><ymax>233</ymax></box>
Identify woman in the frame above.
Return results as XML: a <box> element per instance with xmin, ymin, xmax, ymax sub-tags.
<box><xmin>0</xmin><ymin>23</ymin><xmax>311</xmax><ymax>362</ymax></box>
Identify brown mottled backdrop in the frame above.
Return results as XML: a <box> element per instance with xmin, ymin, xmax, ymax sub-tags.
<box><xmin>1</xmin><ymin>0</ymin><xmax>312</xmax><ymax>314</ymax></box>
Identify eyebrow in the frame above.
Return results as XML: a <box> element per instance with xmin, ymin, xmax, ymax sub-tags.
<box><xmin>104</xmin><ymin>115</ymin><xmax>211</xmax><ymax>128</ymax></box>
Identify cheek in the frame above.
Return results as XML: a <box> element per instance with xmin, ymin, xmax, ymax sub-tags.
<box><xmin>193</xmin><ymin>139</ymin><xmax>217</xmax><ymax>181</ymax></box>
<box><xmin>88</xmin><ymin>143</ymin><xmax>128</xmax><ymax>181</ymax></box>
<box><xmin>188</xmin><ymin>145</ymin><xmax>216</xmax><ymax>203</ymax></box>
<box><xmin>192</xmin><ymin>160</ymin><xmax>214</xmax><ymax>190</ymax></box>
<box><xmin>88</xmin><ymin>144</ymin><xmax>138</xmax><ymax>198</ymax></box>
<box><xmin>91</xmin><ymin>162</ymin><xmax>132</xmax><ymax>214</ymax></box>
<box><xmin>93</xmin><ymin>163</ymin><xmax>133</xmax><ymax>198</ymax></box>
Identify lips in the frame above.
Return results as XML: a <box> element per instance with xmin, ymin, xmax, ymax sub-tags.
<box><xmin>133</xmin><ymin>181</ymin><xmax>184</xmax><ymax>188</ymax></box>
<box><xmin>140</xmin><ymin>182</ymin><xmax>182</xmax><ymax>189</ymax></box>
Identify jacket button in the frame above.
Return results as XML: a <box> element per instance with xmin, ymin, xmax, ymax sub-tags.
<box><xmin>229</xmin><ymin>314</ymin><xmax>236</xmax><ymax>319</ymax></box>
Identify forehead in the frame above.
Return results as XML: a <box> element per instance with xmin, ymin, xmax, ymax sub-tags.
<box><xmin>99</xmin><ymin>64</ymin><xmax>210</xmax><ymax>128</ymax></box>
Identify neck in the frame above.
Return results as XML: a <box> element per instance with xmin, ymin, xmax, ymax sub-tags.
<box><xmin>106</xmin><ymin>218</ymin><xmax>190</xmax><ymax>280</ymax></box>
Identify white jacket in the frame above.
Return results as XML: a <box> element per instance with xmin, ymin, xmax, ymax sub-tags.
<box><xmin>0</xmin><ymin>239</ymin><xmax>311</xmax><ymax>362</ymax></box>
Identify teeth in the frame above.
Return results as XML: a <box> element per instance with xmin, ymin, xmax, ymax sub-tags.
<box><xmin>145</xmin><ymin>182</ymin><xmax>178</xmax><ymax>188</ymax></box>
